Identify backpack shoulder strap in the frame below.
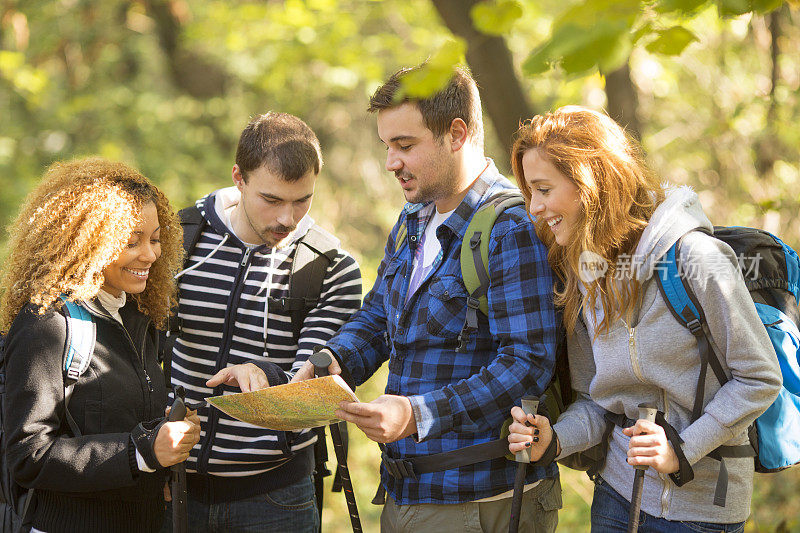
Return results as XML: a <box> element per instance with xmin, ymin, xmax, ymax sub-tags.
<box><xmin>161</xmin><ymin>205</ymin><xmax>206</xmax><ymax>383</ymax></box>
<box><xmin>60</xmin><ymin>298</ymin><xmax>96</xmax><ymax>437</ymax></box>
<box><xmin>455</xmin><ymin>190</ymin><xmax>524</xmax><ymax>352</ymax></box>
<box><xmin>653</xmin><ymin>235</ymin><xmax>729</xmax><ymax>420</ymax></box>
<box><xmin>273</xmin><ymin>226</ymin><xmax>340</xmax><ymax>342</ymax></box>
<box><xmin>178</xmin><ymin>205</ymin><xmax>207</xmax><ymax>259</ymax></box>
<box><xmin>460</xmin><ymin>190</ymin><xmax>525</xmax><ymax>314</ymax></box>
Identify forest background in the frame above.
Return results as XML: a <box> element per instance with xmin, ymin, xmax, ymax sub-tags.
<box><xmin>1</xmin><ymin>0</ymin><xmax>799</xmax><ymax>530</ymax></box>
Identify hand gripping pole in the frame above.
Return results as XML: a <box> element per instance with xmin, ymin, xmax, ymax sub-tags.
<box><xmin>509</xmin><ymin>396</ymin><xmax>539</xmax><ymax>533</ymax></box>
<box><xmin>169</xmin><ymin>386</ymin><xmax>189</xmax><ymax>533</ymax></box>
<box><xmin>628</xmin><ymin>403</ymin><xmax>658</xmax><ymax>533</ymax></box>
<box><xmin>310</xmin><ymin>350</ymin><xmax>362</xmax><ymax>533</ymax></box>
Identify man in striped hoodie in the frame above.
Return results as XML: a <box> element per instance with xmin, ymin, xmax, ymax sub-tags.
<box><xmin>163</xmin><ymin>112</ymin><xmax>362</xmax><ymax>532</ymax></box>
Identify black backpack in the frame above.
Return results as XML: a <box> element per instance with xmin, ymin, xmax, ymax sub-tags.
<box><xmin>161</xmin><ymin>205</ymin><xmax>343</xmax><ymax>528</ymax></box>
<box><xmin>0</xmin><ymin>299</ymin><xmax>96</xmax><ymax>533</ymax></box>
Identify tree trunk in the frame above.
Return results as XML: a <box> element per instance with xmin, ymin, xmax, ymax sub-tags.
<box><xmin>766</xmin><ymin>7</ymin><xmax>782</xmax><ymax>125</ymax></box>
<box><xmin>144</xmin><ymin>0</ymin><xmax>227</xmax><ymax>99</ymax></box>
<box><xmin>755</xmin><ymin>6</ymin><xmax>784</xmax><ymax>177</ymax></box>
<box><xmin>605</xmin><ymin>63</ymin><xmax>641</xmax><ymax>141</ymax></box>
<box><xmin>431</xmin><ymin>0</ymin><xmax>535</xmax><ymax>155</ymax></box>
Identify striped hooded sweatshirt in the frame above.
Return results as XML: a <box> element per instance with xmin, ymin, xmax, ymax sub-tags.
<box><xmin>169</xmin><ymin>187</ymin><xmax>362</xmax><ymax>503</ymax></box>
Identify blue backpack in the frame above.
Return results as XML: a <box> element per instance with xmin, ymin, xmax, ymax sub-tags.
<box><xmin>655</xmin><ymin>226</ymin><xmax>800</xmax><ymax>478</ymax></box>
<box><xmin>0</xmin><ymin>298</ymin><xmax>96</xmax><ymax>533</ymax></box>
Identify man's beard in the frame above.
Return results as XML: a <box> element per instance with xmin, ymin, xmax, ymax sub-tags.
<box><xmin>258</xmin><ymin>224</ymin><xmax>296</xmax><ymax>247</ymax></box>
<box><xmin>397</xmin><ymin>167</ymin><xmax>453</xmax><ymax>205</ymax></box>
<box><xmin>241</xmin><ymin>203</ymin><xmax>297</xmax><ymax>247</ymax></box>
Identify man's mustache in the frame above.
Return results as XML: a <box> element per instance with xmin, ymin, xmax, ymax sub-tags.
<box><xmin>266</xmin><ymin>225</ymin><xmax>295</xmax><ymax>234</ymax></box>
<box><xmin>395</xmin><ymin>171</ymin><xmax>414</xmax><ymax>181</ymax></box>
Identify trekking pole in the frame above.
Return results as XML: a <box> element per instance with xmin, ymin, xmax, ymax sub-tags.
<box><xmin>310</xmin><ymin>350</ymin><xmax>362</xmax><ymax>533</ymax></box>
<box><xmin>628</xmin><ymin>403</ymin><xmax>658</xmax><ymax>533</ymax></box>
<box><xmin>509</xmin><ymin>396</ymin><xmax>539</xmax><ymax>533</ymax></box>
<box><xmin>169</xmin><ymin>386</ymin><xmax>189</xmax><ymax>533</ymax></box>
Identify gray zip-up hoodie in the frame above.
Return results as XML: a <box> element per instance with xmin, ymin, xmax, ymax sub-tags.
<box><xmin>553</xmin><ymin>186</ymin><xmax>781</xmax><ymax>522</ymax></box>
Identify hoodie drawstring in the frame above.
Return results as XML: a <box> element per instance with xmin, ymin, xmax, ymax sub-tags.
<box><xmin>174</xmin><ymin>234</ymin><xmax>231</xmax><ymax>280</ymax></box>
<box><xmin>261</xmin><ymin>248</ymin><xmax>275</xmax><ymax>353</ymax></box>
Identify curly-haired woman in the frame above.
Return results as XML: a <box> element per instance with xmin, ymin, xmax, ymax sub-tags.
<box><xmin>0</xmin><ymin>158</ymin><xmax>200</xmax><ymax>533</ymax></box>
<box><xmin>506</xmin><ymin>107</ymin><xmax>781</xmax><ymax>532</ymax></box>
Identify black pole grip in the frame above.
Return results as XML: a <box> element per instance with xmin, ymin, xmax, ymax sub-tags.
<box><xmin>169</xmin><ymin>386</ymin><xmax>188</xmax><ymax>533</ymax></box>
<box><xmin>169</xmin><ymin>386</ymin><xmax>187</xmax><ymax>422</ymax></box>
<box><xmin>310</xmin><ymin>349</ymin><xmax>333</xmax><ymax>378</ymax></box>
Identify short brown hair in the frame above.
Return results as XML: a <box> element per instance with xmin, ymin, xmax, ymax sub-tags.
<box><xmin>368</xmin><ymin>65</ymin><xmax>484</xmax><ymax>146</ymax></box>
<box><xmin>235</xmin><ymin>112</ymin><xmax>322</xmax><ymax>182</ymax></box>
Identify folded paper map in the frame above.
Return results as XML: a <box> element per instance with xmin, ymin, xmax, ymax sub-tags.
<box><xmin>206</xmin><ymin>375</ymin><xmax>359</xmax><ymax>430</ymax></box>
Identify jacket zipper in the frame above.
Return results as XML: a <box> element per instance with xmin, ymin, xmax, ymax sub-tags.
<box><xmin>628</xmin><ymin>326</ymin><xmax>645</xmax><ymax>382</ymax></box>
<box><xmin>119</xmin><ymin>321</ymin><xmax>155</xmax><ymax>417</ymax></box>
<box><xmin>196</xmin><ymin>244</ymin><xmax>254</xmax><ymax>473</ymax></box>
<box><xmin>82</xmin><ymin>304</ymin><xmax>155</xmax><ymax>418</ymax></box>
<box><xmin>628</xmin><ymin>324</ymin><xmax>670</xmax><ymax>517</ymax></box>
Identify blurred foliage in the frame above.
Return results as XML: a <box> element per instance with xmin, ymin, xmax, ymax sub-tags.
<box><xmin>521</xmin><ymin>0</ymin><xmax>785</xmax><ymax>76</ymax></box>
<box><xmin>2</xmin><ymin>0</ymin><xmax>799</xmax><ymax>530</ymax></box>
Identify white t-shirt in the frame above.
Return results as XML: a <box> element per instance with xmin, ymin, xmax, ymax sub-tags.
<box><xmin>406</xmin><ymin>207</ymin><xmax>454</xmax><ymax>301</ymax></box>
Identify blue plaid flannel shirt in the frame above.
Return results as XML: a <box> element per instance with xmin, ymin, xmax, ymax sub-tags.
<box><xmin>327</xmin><ymin>160</ymin><xmax>559</xmax><ymax>504</ymax></box>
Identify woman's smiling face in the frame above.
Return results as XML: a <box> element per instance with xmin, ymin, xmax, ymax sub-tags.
<box><xmin>522</xmin><ymin>149</ymin><xmax>582</xmax><ymax>246</ymax></box>
<box><xmin>101</xmin><ymin>200</ymin><xmax>161</xmax><ymax>297</ymax></box>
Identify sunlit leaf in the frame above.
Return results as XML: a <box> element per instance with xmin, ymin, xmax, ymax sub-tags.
<box><xmin>522</xmin><ymin>23</ymin><xmax>596</xmax><ymax>75</ymax></box>
<box><xmin>645</xmin><ymin>26</ymin><xmax>699</xmax><ymax>55</ymax></box>
<box><xmin>524</xmin><ymin>19</ymin><xmax>631</xmax><ymax>76</ymax></box>
<box><xmin>470</xmin><ymin>0</ymin><xmax>523</xmax><ymax>36</ymax></box>
<box><xmin>553</xmin><ymin>0</ymin><xmax>641</xmax><ymax>33</ymax></box>
<box><xmin>717</xmin><ymin>0</ymin><xmax>751</xmax><ymax>16</ymax></box>
<box><xmin>597</xmin><ymin>33</ymin><xmax>633</xmax><ymax>73</ymax></box>
<box><xmin>654</xmin><ymin>0</ymin><xmax>709</xmax><ymax>14</ymax></box>
<box><xmin>0</xmin><ymin>51</ymin><xmax>25</xmax><ymax>73</ymax></box>
<box><xmin>751</xmin><ymin>0</ymin><xmax>785</xmax><ymax>13</ymax></box>
<box><xmin>631</xmin><ymin>21</ymin><xmax>654</xmax><ymax>45</ymax></box>
<box><xmin>400</xmin><ymin>39</ymin><xmax>466</xmax><ymax>99</ymax></box>
<box><xmin>13</xmin><ymin>70</ymin><xmax>48</xmax><ymax>95</ymax></box>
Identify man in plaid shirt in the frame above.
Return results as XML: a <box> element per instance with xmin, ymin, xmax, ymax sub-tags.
<box><xmin>295</xmin><ymin>66</ymin><xmax>560</xmax><ymax>531</ymax></box>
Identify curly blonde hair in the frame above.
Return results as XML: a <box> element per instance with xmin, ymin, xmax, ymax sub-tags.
<box><xmin>0</xmin><ymin>157</ymin><xmax>183</xmax><ymax>332</ymax></box>
<box><xmin>511</xmin><ymin>106</ymin><xmax>664</xmax><ymax>335</ymax></box>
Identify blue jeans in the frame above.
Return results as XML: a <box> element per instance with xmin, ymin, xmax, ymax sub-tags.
<box><xmin>591</xmin><ymin>477</ymin><xmax>745</xmax><ymax>533</ymax></box>
<box><xmin>161</xmin><ymin>475</ymin><xmax>319</xmax><ymax>533</ymax></box>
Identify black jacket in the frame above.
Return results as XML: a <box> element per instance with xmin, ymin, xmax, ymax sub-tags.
<box><xmin>3</xmin><ymin>300</ymin><xmax>168</xmax><ymax>533</ymax></box>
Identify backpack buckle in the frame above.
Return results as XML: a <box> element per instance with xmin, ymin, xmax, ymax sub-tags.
<box><xmin>456</xmin><ymin>332</ymin><xmax>468</xmax><ymax>353</ymax></box>
<box><xmin>470</xmin><ymin>232</ymin><xmax>482</xmax><ymax>250</ymax></box>
<box><xmin>382</xmin><ymin>453</ymin><xmax>418</xmax><ymax>480</ymax></box>
<box><xmin>466</xmin><ymin>297</ymin><xmax>481</xmax><ymax>310</ymax></box>
<box><xmin>686</xmin><ymin>318</ymin><xmax>703</xmax><ymax>335</ymax></box>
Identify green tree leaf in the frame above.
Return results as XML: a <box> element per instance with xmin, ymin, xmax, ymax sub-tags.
<box><xmin>522</xmin><ymin>23</ymin><xmax>595</xmax><ymax>75</ymax></box>
<box><xmin>470</xmin><ymin>0</ymin><xmax>523</xmax><ymax>36</ymax></box>
<box><xmin>654</xmin><ymin>0</ymin><xmax>709</xmax><ymax>15</ymax></box>
<box><xmin>400</xmin><ymin>39</ymin><xmax>466</xmax><ymax>98</ymax></box>
<box><xmin>632</xmin><ymin>21</ymin><xmax>654</xmax><ymax>44</ymax></box>
<box><xmin>524</xmin><ymin>18</ymin><xmax>631</xmax><ymax>76</ymax></box>
<box><xmin>553</xmin><ymin>0</ymin><xmax>641</xmax><ymax>33</ymax></box>
<box><xmin>751</xmin><ymin>0</ymin><xmax>785</xmax><ymax>13</ymax></box>
<box><xmin>645</xmin><ymin>26</ymin><xmax>699</xmax><ymax>55</ymax></box>
<box><xmin>717</xmin><ymin>0</ymin><xmax>752</xmax><ymax>16</ymax></box>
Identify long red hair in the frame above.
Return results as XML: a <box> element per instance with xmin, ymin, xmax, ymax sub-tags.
<box><xmin>511</xmin><ymin>106</ymin><xmax>664</xmax><ymax>335</ymax></box>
